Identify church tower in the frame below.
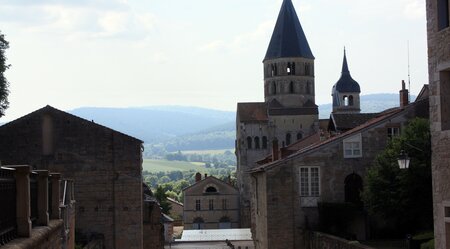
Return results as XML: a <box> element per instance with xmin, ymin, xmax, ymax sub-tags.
<box><xmin>264</xmin><ymin>0</ymin><xmax>316</xmax><ymax>108</ymax></box>
<box><xmin>332</xmin><ymin>49</ymin><xmax>361</xmax><ymax>113</ymax></box>
<box><xmin>236</xmin><ymin>0</ymin><xmax>318</xmax><ymax>228</ymax></box>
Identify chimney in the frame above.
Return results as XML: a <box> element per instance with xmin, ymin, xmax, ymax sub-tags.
<box><xmin>272</xmin><ymin>139</ymin><xmax>279</xmax><ymax>161</ymax></box>
<box><xmin>400</xmin><ymin>80</ymin><xmax>409</xmax><ymax>108</ymax></box>
<box><xmin>204</xmin><ymin>173</ymin><xmax>208</xmax><ymax>179</ymax></box>
<box><xmin>195</xmin><ymin>172</ymin><xmax>201</xmax><ymax>182</ymax></box>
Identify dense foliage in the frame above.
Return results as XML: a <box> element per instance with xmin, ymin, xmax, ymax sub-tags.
<box><xmin>362</xmin><ymin>118</ymin><xmax>432</xmax><ymax>236</ymax></box>
<box><xmin>0</xmin><ymin>31</ymin><xmax>10</xmax><ymax>117</ymax></box>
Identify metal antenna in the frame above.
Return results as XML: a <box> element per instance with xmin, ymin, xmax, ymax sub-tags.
<box><xmin>407</xmin><ymin>41</ymin><xmax>411</xmax><ymax>100</ymax></box>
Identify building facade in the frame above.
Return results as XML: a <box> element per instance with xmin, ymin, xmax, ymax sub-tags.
<box><xmin>426</xmin><ymin>0</ymin><xmax>450</xmax><ymax>248</ymax></box>
<box><xmin>0</xmin><ymin>106</ymin><xmax>144</xmax><ymax>249</ymax></box>
<box><xmin>236</xmin><ymin>0</ymin><xmax>319</xmax><ymax>227</ymax></box>
<box><xmin>183</xmin><ymin>174</ymin><xmax>240</xmax><ymax>230</ymax></box>
<box><xmin>250</xmin><ymin>94</ymin><xmax>429</xmax><ymax>249</ymax></box>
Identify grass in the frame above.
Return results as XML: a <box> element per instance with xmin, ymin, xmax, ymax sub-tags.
<box><xmin>180</xmin><ymin>149</ymin><xmax>234</xmax><ymax>155</ymax></box>
<box><xmin>143</xmin><ymin>159</ymin><xmax>206</xmax><ymax>173</ymax></box>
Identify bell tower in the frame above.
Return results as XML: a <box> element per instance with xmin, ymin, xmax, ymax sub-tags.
<box><xmin>263</xmin><ymin>0</ymin><xmax>315</xmax><ymax>108</ymax></box>
<box><xmin>332</xmin><ymin>49</ymin><xmax>361</xmax><ymax>113</ymax></box>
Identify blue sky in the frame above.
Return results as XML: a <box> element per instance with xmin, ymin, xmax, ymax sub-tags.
<box><xmin>0</xmin><ymin>0</ymin><xmax>428</xmax><ymax>121</ymax></box>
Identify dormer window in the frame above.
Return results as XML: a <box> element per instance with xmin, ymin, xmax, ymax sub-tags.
<box><xmin>343</xmin><ymin>133</ymin><xmax>362</xmax><ymax>158</ymax></box>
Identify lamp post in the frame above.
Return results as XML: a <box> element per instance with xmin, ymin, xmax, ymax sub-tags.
<box><xmin>397</xmin><ymin>150</ymin><xmax>411</xmax><ymax>169</ymax></box>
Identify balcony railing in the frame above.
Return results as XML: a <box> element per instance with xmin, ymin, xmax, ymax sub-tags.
<box><xmin>30</xmin><ymin>172</ymin><xmax>38</xmax><ymax>226</ymax></box>
<box><xmin>0</xmin><ymin>167</ymin><xmax>17</xmax><ymax>245</ymax></box>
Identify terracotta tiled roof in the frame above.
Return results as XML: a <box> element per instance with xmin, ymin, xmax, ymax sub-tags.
<box><xmin>237</xmin><ymin>102</ymin><xmax>268</xmax><ymax>122</ymax></box>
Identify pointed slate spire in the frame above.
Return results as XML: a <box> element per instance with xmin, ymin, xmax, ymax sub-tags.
<box><xmin>264</xmin><ymin>0</ymin><xmax>314</xmax><ymax>61</ymax></box>
<box><xmin>333</xmin><ymin>48</ymin><xmax>361</xmax><ymax>93</ymax></box>
<box><xmin>342</xmin><ymin>47</ymin><xmax>349</xmax><ymax>74</ymax></box>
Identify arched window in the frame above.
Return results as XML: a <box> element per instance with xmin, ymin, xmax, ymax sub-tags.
<box><xmin>247</xmin><ymin>137</ymin><xmax>252</xmax><ymax>149</ymax></box>
<box><xmin>219</xmin><ymin>216</ymin><xmax>232</xmax><ymax>229</ymax></box>
<box><xmin>271</xmin><ymin>82</ymin><xmax>277</xmax><ymax>95</ymax></box>
<box><xmin>292</xmin><ymin>62</ymin><xmax>296</xmax><ymax>75</ymax></box>
<box><xmin>205</xmin><ymin>186</ymin><xmax>217</xmax><ymax>193</ymax></box>
<box><xmin>343</xmin><ymin>96</ymin><xmax>349</xmax><ymax>106</ymax></box>
<box><xmin>271</xmin><ymin>64</ymin><xmax>275</xmax><ymax>76</ymax></box>
<box><xmin>345</xmin><ymin>173</ymin><xmax>363</xmax><ymax>205</ymax></box>
<box><xmin>348</xmin><ymin>95</ymin><xmax>354</xmax><ymax>106</ymax></box>
<box><xmin>287</xmin><ymin>62</ymin><xmax>292</xmax><ymax>75</ymax></box>
<box><xmin>297</xmin><ymin>133</ymin><xmax>303</xmax><ymax>140</ymax></box>
<box><xmin>193</xmin><ymin>217</ymin><xmax>204</xmax><ymax>230</ymax></box>
<box><xmin>289</xmin><ymin>81</ymin><xmax>294</xmax><ymax>93</ymax></box>
<box><xmin>286</xmin><ymin>133</ymin><xmax>292</xmax><ymax>146</ymax></box>
<box><xmin>262</xmin><ymin>136</ymin><xmax>268</xmax><ymax>149</ymax></box>
<box><xmin>305</xmin><ymin>63</ymin><xmax>310</xmax><ymax>76</ymax></box>
<box><xmin>254</xmin><ymin>137</ymin><xmax>260</xmax><ymax>149</ymax></box>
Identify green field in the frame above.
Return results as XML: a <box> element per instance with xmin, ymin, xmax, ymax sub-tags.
<box><xmin>143</xmin><ymin>159</ymin><xmax>206</xmax><ymax>173</ymax></box>
<box><xmin>180</xmin><ymin>149</ymin><xmax>234</xmax><ymax>155</ymax></box>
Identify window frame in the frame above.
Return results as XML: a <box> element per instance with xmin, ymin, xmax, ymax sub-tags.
<box><xmin>299</xmin><ymin>166</ymin><xmax>320</xmax><ymax>197</ymax></box>
<box><xmin>209</xmin><ymin>199</ymin><xmax>214</xmax><ymax>210</ymax></box>
<box><xmin>387</xmin><ymin>127</ymin><xmax>400</xmax><ymax>139</ymax></box>
<box><xmin>343</xmin><ymin>133</ymin><xmax>362</xmax><ymax>158</ymax></box>
<box><xmin>195</xmin><ymin>200</ymin><xmax>201</xmax><ymax>211</ymax></box>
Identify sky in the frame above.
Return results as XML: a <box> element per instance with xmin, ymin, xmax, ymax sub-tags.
<box><xmin>0</xmin><ymin>0</ymin><xmax>428</xmax><ymax>121</ymax></box>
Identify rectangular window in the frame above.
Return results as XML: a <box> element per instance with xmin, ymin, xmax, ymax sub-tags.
<box><xmin>441</xmin><ymin>70</ymin><xmax>450</xmax><ymax>130</ymax></box>
<box><xmin>222</xmin><ymin>199</ymin><xmax>227</xmax><ymax>210</ymax></box>
<box><xmin>195</xmin><ymin>200</ymin><xmax>200</xmax><ymax>211</ymax></box>
<box><xmin>438</xmin><ymin>0</ymin><xmax>450</xmax><ymax>30</ymax></box>
<box><xmin>387</xmin><ymin>127</ymin><xmax>400</xmax><ymax>139</ymax></box>
<box><xmin>299</xmin><ymin>167</ymin><xmax>320</xmax><ymax>197</ymax></box>
<box><xmin>343</xmin><ymin>134</ymin><xmax>362</xmax><ymax>158</ymax></box>
<box><xmin>209</xmin><ymin>200</ymin><xmax>214</xmax><ymax>210</ymax></box>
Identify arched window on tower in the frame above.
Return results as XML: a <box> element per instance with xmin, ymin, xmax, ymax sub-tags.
<box><xmin>287</xmin><ymin>62</ymin><xmax>292</xmax><ymax>75</ymax></box>
<box><xmin>289</xmin><ymin>81</ymin><xmax>294</xmax><ymax>94</ymax></box>
<box><xmin>345</xmin><ymin>173</ymin><xmax>363</xmax><ymax>205</ymax></box>
<box><xmin>274</xmin><ymin>64</ymin><xmax>278</xmax><ymax>76</ymax></box>
<box><xmin>254</xmin><ymin>137</ymin><xmax>260</xmax><ymax>149</ymax></box>
<box><xmin>262</xmin><ymin>136</ymin><xmax>268</xmax><ymax>149</ymax></box>
<box><xmin>349</xmin><ymin>95</ymin><xmax>354</xmax><ymax>106</ymax></box>
<box><xmin>292</xmin><ymin>62</ymin><xmax>296</xmax><ymax>75</ymax></box>
<box><xmin>306</xmin><ymin>82</ymin><xmax>311</xmax><ymax>94</ymax></box>
<box><xmin>271</xmin><ymin>82</ymin><xmax>277</xmax><ymax>95</ymax></box>
<box><xmin>343</xmin><ymin>96</ymin><xmax>349</xmax><ymax>106</ymax></box>
<box><xmin>286</xmin><ymin>133</ymin><xmax>292</xmax><ymax>146</ymax></box>
<box><xmin>297</xmin><ymin>133</ymin><xmax>303</xmax><ymax>140</ymax></box>
<box><xmin>305</xmin><ymin>63</ymin><xmax>310</xmax><ymax>76</ymax></box>
<box><xmin>247</xmin><ymin>136</ymin><xmax>252</xmax><ymax>149</ymax></box>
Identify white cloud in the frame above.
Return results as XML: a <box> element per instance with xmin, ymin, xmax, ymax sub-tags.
<box><xmin>97</xmin><ymin>11</ymin><xmax>129</xmax><ymax>36</ymax></box>
<box><xmin>403</xmin><ymin>0</ymin><xmax>425</xmax><ymax>19</ymax></box>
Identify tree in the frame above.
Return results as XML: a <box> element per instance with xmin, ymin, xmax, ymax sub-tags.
<box><xmin>362</xmin><ymin>118</ymin><xmax>433</xmax><ymax>236</ymax></box>
<box><xmin>0</xmin><ymin>31</ymin><xmax>10</xmax><ymax>117</ymax></box>
<box><xmin>155</xmin><ymin>185</ymin><xmax>172</xmax><ymax>214</ymax></box>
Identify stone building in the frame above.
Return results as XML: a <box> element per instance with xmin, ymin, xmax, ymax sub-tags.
<box><xmin>183</xmin><ymin>174</ymin><xmax>240</xmax><ymax>230</ymax></box>
<box><xmin>236</xmin><ymin>0</ymin><xmax>319</xmax><ymax>227</ymax></box>
<box><xmin>250</xmin><ymin>90</ymin><xmax>429</xmax><ymax>249</ymax></box>
<box><xmin>425</xmin><ymin>0</ymin><xmax>450</xmax><ymax>247</ymax></box>
<box><xmin>0</xmin><ymin>106</ymin><xmax>145</xmax><ymax>249</ymax></box>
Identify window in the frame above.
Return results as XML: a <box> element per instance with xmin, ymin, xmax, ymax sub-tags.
<box><xmin>254</xmin><ymin>137</ymin><xmax>260</xmax><ymax>149</ymax></box>
<box><xmin>348</xmin><ymin>95</ymin><xmax>354</xmax><ymax>106</ymax></box>
<box><xmin>305</xmin><ymin>63</ymin><xmax>311</xmax><ymax>76</ymax></box>
<box><xmin>271</xmin><ymin>82</ymin><xmax>277</xmax><ymax>95</ymax></box>
<box><xmin>247</xmin><ymin>136</ymin><xmax>252</xmax><ymax>149</ymax></box>
<box><xmin>262</xmin><ymin>136</ymin><xmax>268</xmax><ymax>149</ymax></box>
<box><xmin>286</xmin><ymin>133</ymin><xmax>291</xmax><ymax>146</ymax></box>
<box><xmin>438</xmin><ymin>0</ymin><xmax>449</xmax><ymax>30</ymax></box>
<box><xmin>222</xmin><ymin>199</ymin><xmax>227</xmax><ymax>210</ymax></box>
<box><xmin>299</xmin><ymin>167</ymin><xmax>320</xmax><ymax>197</ymax></box>
<box><xmin>292</xmin><ymin>62</ymin><xmax>296</xmax><ymax>75</ymax></box>
<box><xmin>219</xmin><ymin>217</ymin><xmax>231</xmax><ymax>229</ymax></box>
<box><xmin>345</xmin><ymin>173</ymin><xmax>363</xmax><ymax>205</ymax></box>
<box><xmin>343</xmin><ymin>134</ymin><xmax>362</xmax><ymax>158</ymax></box>
<box><xmin>287</xmin><ymin>62</ymin><xmax>292</xmax><ymax>75</ymax></box>
<box><xmin>440</xmin><ymin>70</ymin><xmax>450</xmax><ymax>130</ymax></box>
<box><xmin>343</xmin><ymin>96</ymin><xmax>349</xmax><ymax>106</ymax></box>
<box><xmin>209</xmin><ymin>200</ymin><xmax>214</xmax><ymax>210</ymax></box>
<box><xmin>387</xmin><ymin>127</ymin><xmax>400</xmax><ymax>139</ymax></box>
<box><xmin>195</xmin><ymin>200</ymin><xmax>201</xmax><ymax>211</ymax></box>
<box><xmin>193</xmin><ymin>217</ymin><xmax>204</xmax><ymax>229</ymax></box>
<box><xmin>297</xmin><ymin>133</ymin><xmax>303</xmax><ymax>140</ymax></box>
<box><xmin>205</xmin><ymin>186</ymin><xmax>217</xmax><ymax>193</ymax></box>
<box><xmin>289</xmin><ymin>81</ymin><xmax>294</xmax><ymax>93</ymax></box>
<box><xmin>306</xmin><ymin>81</ymin><xmax>311</xmax><ymax>94</ymax></box>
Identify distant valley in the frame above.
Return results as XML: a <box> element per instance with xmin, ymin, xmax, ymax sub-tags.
<box><xmin>58</xmin><ymin>93</ymin><xmax>412</xmax><ymax>154</ymax></box>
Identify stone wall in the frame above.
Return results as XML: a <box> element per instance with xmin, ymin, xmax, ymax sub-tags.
<box><xmin>308</xmin><ymin>232</ymin><xmax>374</xmax><ymax>249</ymax></box>
<box><xmin>0</xmin><ymin>106</ymin><xmax>143</xmax><ymax>249</ymax></box>
<box><xmin>143</xmin><ymin>201</ymin><xmax>164</xmax><ymax>249</ymax></box>
<box><xmin>2</xmin><ymin>220</ymin><xmax>64</xmax><ymax>249</ymax></box>
<box><xmin>426</xmin><ymin>0</ymin><xmax>450</xmax><ymax>248</ymax></box>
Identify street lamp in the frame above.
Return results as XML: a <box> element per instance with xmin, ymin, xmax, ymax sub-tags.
<box><xmin>397</xmin><ymin>150</ymin><xmax>410</xmax><ymax>169</ymax></box>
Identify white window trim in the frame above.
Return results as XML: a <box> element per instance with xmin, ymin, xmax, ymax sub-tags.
<box><xmin>343</xmin><ymin>133</ymin><xmax>362</xmax><ymax>158</ymax></box>
<box><xmin>299</xmin><ymin>166</ymin><xmax>320</xmax><ymax>207</ymax></box>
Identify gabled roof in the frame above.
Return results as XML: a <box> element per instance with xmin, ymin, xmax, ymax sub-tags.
<box><xmin>332</xmin><ymin>49</ymin><xmax>361</xmax><ymax>93</ymax></box>
<box><xmin>264</xmin><ymin>0</ymin><xmax>314</xmax><ymax>61</ymax></box>
<box><xmin>182</xmin><ymin>176</ymin><xmax>238</xmax><ymax>193</ymax></box>
<box><xmin>329</xmin><ymin>113</ymin><xmax>379</xmax><ymax>132</ymax></box>
<box><xmin>237</xmin><ymin>102</ymin><xmax>268</xmax><ymax>122</ymax></box>
<box><xmin>0</xmin><ymin>105</ymin><xmax>143</xmax><ymax>143</ymax></box>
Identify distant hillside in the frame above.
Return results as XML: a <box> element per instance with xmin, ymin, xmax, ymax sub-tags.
<box><xmin>69</xmin><ymin>106</ymin><xmax>235</xmax><ymax>143</ymax></box>
<box><xmin>64</xmin><ymin>93</ymin><xmax>411</xmax><ymax>153</ymax></box>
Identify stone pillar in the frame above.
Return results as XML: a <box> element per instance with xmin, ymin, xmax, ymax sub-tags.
<box><xmin>36</xmin><ymin>170</ymin><xmax>49</xmax><ymax>226</ymax></box>
<box><xmin>50</xmin><ymin>173</ymin><xmax>61</xmax><ymax>219</ymax></box>
<box><xmin>12</xmin><ymin>165</ymin><xmax>32</xmax><ymax>237</ymax></box>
